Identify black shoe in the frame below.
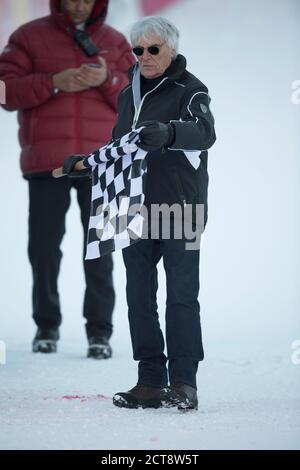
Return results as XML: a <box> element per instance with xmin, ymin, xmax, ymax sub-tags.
<box><xmin>169</xmin><ymin>383</ymin><xmax>198</xmax><ymax>411</ymax></box>
<box><xmin>112</xmin><ymin>384</ymin><xmax>188</xmax><ymax>409</ymax></box>
<box><xmin>87</xmin><ymin>337</ymin><xmax>112</xmax><ymax>360</ymax></box>
<box><xmin>32</xmin><ymin>328</ymin><xmax>59</xmax><ymax>354</ymax></box>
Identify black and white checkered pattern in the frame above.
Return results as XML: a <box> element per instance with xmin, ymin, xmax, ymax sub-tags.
<box><xmin>84</xmin><ymin>130</ymin><xmax>148</xmax><ymax>259</ymax></box>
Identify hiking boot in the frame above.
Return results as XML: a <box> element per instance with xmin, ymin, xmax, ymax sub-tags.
<box><xmin>87</xmin><ymin>337</ymin><xmax>112</xmax><ymax>360</ymax></box>
<box><xmin>113</xmin><ymin>384</ymin><xmax>189</xmax><ymax>409</ymax></box>
<box><xmin>169</xmin><ymin>383</ymin><xmax>198</xmax><ymax>411</ymax></box>
<box><xmin>32</xmin><ymin>328</ymin><xmax>59</xmax><ymax>354</ymax></box>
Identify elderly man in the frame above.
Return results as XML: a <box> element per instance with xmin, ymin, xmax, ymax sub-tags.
<box><xmin>0</xmin><ymin>0</ymin><xmax>135</xmax><ymax>358</ymax></box>
<box><xmin>66</xmin><ymin>16</ymin><xmax>216</xmax><ymax>410</ymax></box>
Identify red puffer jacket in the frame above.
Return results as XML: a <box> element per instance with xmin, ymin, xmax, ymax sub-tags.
<box><xmin>0</xmin><ymin>0</ymin><xmax>135</xmax><ymax>176</ymax></box>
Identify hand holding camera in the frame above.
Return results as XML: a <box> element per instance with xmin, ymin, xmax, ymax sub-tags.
<box><xmin>53</xmin><ymin>57</ymin><xmax>107</xmax><ymax>93</ymax></box>
<box><xmin>76</xmin><ymin>57</ymin><xmax>108</xmax><ymax>87</ymax></box>
<box><xmin>53</xmin><ymin>68</ymin><xmax>90</xmax><ymax>93</ymax></box>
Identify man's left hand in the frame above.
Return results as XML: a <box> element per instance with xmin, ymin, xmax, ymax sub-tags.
<box><xmin>76</xmin><ymin>56</ymin><xmax>108</xmax><ymax>87</ymax></box>
<box><xmin>138</xmin><ymin>121</ymin><xmax>175</xmax><ymax>151</ymax></box>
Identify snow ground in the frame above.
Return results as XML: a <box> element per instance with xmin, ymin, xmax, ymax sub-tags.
<box><xmin>1</xmin><ymin>337</ymin><xmax>299</xmax><ymax>450</ymax></box>
<box><xmin>0</xmin><ymin>0</ymin><xmax>300</xmax><ymax>450</ymax></box>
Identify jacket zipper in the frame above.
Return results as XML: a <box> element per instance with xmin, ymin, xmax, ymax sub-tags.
<box><xmin>75</xmin><ymin>46</ymin><xmax>82</xmax><ymax>153</ymax></box>
<box><xmin>132</xmin><ymin>77</ymin><xmax>169</xmax><ymax>129</ymax></box>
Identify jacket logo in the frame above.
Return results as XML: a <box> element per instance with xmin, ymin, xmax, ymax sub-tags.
<box><xmin>200</xmin><ymin>103</ymin><xmax>208</xmax><ymax>114</ymax></box>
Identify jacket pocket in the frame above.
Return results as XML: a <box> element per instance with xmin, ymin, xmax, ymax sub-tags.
<box><xmin>172</xmin><ymin>167</ymin><xmax>186</xmax><ymax>206</ymax></box>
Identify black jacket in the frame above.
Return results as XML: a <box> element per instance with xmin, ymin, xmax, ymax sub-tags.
<box><xmin>112</xmin><ymin>54</ymin><xmax>216</xmax><ymax>228</ymax></box>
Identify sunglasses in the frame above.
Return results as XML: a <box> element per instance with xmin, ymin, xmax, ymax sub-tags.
<box><xmin>132</xmin><ymin>43</ymin><xmax>165</xmax><ymax>57</ymax></box>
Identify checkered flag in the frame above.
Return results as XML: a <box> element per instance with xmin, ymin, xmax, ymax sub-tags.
<box><xmin>84</xmin><ymin>130</ymin><xmax>148</xmax><ymax>259</ymax></box>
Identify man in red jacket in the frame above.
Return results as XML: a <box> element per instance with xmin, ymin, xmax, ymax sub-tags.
<box><xmin>0</xmin><ymin>0</ymin><xmax>135</xmax><ymax>357</ymax></box>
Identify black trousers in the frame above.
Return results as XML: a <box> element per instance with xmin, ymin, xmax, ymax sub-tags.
<box><xmin>28</xmin><ymin>176</ymin><xmax>115</xmax><ymax>339</ymax></box>
<box><xmin>122</xmin><ymin>229</ymin><xmax>204</xmax><ymax>389</ymax></box>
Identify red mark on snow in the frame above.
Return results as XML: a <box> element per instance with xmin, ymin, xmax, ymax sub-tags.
<box><xmin>62</xmin><ymin>394</ymin><xmax>109</xmax><ymax>401</ymax></box>
<box><xmin>96</xmin><ymin>394</ymin><xmax>109</xmax><ymax>400</ymax></box>
<box><xmin>63</xmin><ymin>395</ymin><xmax>83</xmax><ymax>400</ymax></box>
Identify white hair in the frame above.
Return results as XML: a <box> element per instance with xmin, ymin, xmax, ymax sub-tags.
<box><xmin>130</xmin><ymin>16</ymin><xmax>179</xmax><ymax>58</ymax></box>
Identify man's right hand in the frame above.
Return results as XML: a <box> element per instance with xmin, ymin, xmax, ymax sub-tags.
<box><xmin>53</xmin><ymin>68</ymin><xmax>90</xmax><ymax>92</ymax></box>
<box><xmin>62</xmin><ymin>154</ymin><xmax>91</xmax><ymax>178</ymax></box>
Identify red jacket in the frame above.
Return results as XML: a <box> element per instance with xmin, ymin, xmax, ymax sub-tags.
<box><xmin>0</xmin><ymin>0</ymin><xmax>135</xmax><ymax>175</ymax></box>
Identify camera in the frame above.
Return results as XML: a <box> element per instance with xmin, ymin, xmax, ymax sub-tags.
<box><xmin>73</xmin><ymin>30</ymin><xmax>99</xmax><ymax>57</ymax></box>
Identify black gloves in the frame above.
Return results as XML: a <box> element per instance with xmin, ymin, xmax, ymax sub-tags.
<box><xmin>62</xmin><ymin>154</ymin><xmax>91</xmax><ymax>178</ymax></box>
<box><xmin>138</xmin><ymin>121</ymin><xmax>175</xmax><ymax>151</ymax></box>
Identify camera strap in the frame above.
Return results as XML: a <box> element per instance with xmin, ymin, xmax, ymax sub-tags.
<box><xmin>73</xmin><ymin>30</ymin><xmax>99</xmax><ymax>57</ymax></box>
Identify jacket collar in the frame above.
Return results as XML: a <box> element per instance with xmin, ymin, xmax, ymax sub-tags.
<box><xmin>50</xmin><ymin>0</ymin><xmax>108</xmax><ymax>34</ymax></box>
<box><xmin>130</xmin><ymin>55</ymin><xmax>187</xmax><ymax>126</ymax></box>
